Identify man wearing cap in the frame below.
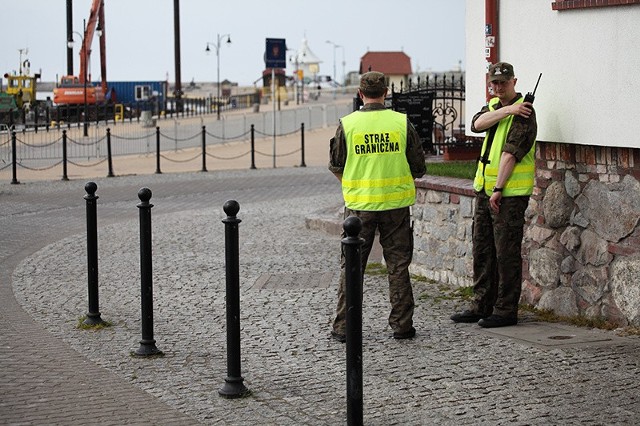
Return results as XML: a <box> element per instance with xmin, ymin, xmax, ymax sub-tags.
<box><xmin>328</xmin><ymin>71</ymin><xmax>425</xmax><ymax>342</ymax></box>
<box><xmin>451</xmin><ymin>62</ymin><xmax>537</xmax><ymax>328</ymax></box>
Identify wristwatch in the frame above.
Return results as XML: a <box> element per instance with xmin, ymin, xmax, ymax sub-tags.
<box><xmin>492</xmin><ymin>186</ymin><xmax>504</xmax><ymax>193</ymax></box>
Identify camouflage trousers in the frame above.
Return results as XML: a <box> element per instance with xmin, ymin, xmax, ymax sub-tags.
<box><xmin>470</xmin><ymin>193</ymin><xmax>529</xmax><ymax>318</ymax></box>
<box><xmin>332</xmin><ymin>207</ymin><xmax>415</xmax><ymax>335</ymax></box>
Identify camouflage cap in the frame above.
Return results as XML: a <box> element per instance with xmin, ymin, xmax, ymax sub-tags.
<box><xmin>488</xmin><ymin>62</ymin><xmax>515</xmax><ymax>82</ymax></box>
<box><xmin>359</xmin><ymin>71</ymin><xmax>387</xmax><ymax>96</ymax></box>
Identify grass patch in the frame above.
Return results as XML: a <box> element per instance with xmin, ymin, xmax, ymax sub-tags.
<box><xmin>417</xmin><ymin>282</ymin><xmax>475</xmax><ymax>305</ymax></box>
<box><xmin>411</xmin><ymin>274</ymin><xmax>435</xmax><ymax>284</ymax></box>
<box><xmin>451</xmin><ymin>285</ymin><xmax>474</xmax><ymax>300</ymax></box>
<box><xmin>76</xmin><ymin>316</ymin><xmax>113</xmax><ymax>330</ymax></box>
<box><xmin>365</xmin><ymin>262</ymin><xmax>387</xmax><ymax>276</ymax></box>
<box><xmin>426</xmin><ymin>160</ymin><xmax>476</xmax><ymax>180</ymax></box>
<box><xmin>519</xmin><ymin>304</ymin><xmax>621</xmax><ymax>331</ymax></box>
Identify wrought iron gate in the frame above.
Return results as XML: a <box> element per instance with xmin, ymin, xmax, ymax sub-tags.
<box><xmin>388</xmin><ymin>73</ymin><xmax>481</xmax><ymax>155</ymax></box>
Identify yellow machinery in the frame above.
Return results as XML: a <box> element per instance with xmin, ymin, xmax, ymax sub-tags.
<box><xmin>4</xmin><ymin>72</ymin><xmax>40</xmax><ymax>109</ymax></box>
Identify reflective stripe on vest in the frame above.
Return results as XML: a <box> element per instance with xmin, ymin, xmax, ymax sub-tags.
<box><xmin>473</xmin><ymin>97</ymin><xmax>536</xmax><ymax>197</ymax></box>
<box><xmin>341</xmin><ymin>109</ymin><xmax>415</xmax><ymax>211</ymax></box>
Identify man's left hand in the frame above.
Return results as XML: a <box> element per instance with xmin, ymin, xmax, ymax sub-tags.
<box><xmin>490</xmin><ymin>192</ymin><xmax>502</xmax><ymax>214</ymax></box>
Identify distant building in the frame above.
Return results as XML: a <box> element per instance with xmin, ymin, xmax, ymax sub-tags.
<box><xmin>290</xmin><ymin>38</ymin><xmax>322</xmax><ymax>84</ymax></box>
<box><xmin>359</xmin><ymin>51</ymin><xmax>412</xmax><ymax>92</ymax></box>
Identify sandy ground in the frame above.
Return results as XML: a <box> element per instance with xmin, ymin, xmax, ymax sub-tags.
<box><xmin>0</xmin><ymin>120</ymin><xmax>337</xmax><ymax>183</ymax></box>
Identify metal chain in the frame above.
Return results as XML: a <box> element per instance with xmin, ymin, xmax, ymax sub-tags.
<box><xmin>110</xmin><ymin>132</ymin><xmax>156</xmax><ymax>141</ymax></box>
<box><xmin>205</xmin><ymin>150</ymin><xmax>251</xmax><ymax>160</ymax></box>
<box><xmin>158</xmin><ymin>152</ymin><xmax>201</xmax><ymax>163</ymax></box>
<box><xmin>17</xmin><ymin>160</ymin><xmax>64</xmax><ymax>171</ymax></box>
<box><xmin>67</xmin><ymin>136</ymin><xmax>106</xmax><ymax>147</ymax></box>
<box><xmin>204</xmin><ymin>129</ymin><xmax>251</xmax><ymax>141</ymax></box>
<box><xmin>68</xmin><ymin>158</ymin><xmax>109</xmax><ymax>167</ymax></box>
<box><xmin>255</xmin><ymin>148</ymin><xmax>301</xmax><ymax>157</ymax></box>
<box><xmin>15</xmin><ymin>136</ymin><xmax>62</xmax><ymax>148</ymax></box>
<box><xmin>158</xmin><ymin>130</ymin><xmax>200</xmax><ymax>142</ymax></box>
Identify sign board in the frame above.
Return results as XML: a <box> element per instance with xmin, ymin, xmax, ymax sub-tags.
<box><xmin>391</xmin><ymin>92</ymin><xmax>434</xmax><ymax>151</ymax></box>
<box><xmin>265</xmin><ymin>38</ymin><xmax>286</xmax><ymax>68</ymax></box>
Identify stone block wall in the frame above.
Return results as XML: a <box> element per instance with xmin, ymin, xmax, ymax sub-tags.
<box><xmin>412</xmin><ymin>144</ymin><xmax>640</xmax><ymax>327</ymax></box>
<box><xmin>523</xmin><ymin>142</ymin><xmax>640</xmax><ymax>326</ymax></box>
<box><xmin>411</xmin><ymin>176</ymin><xmax>475</xmax><ymax>288</ymax></box>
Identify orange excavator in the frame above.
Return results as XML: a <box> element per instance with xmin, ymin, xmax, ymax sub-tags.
<box><xmin>53</xmin><ymin>0</ymin><xmax>108</xmax><ymax>106</ymax></box>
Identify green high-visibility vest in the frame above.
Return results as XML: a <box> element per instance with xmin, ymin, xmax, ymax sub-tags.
<box><xmin>473</xmin><ymin>97</ymin><xmax>536</xmax><ymax>196</ymax></box>
<box><xmin>341</xmin><ymin>109</ymin><xmax>415</xmax><ymax>211</ymax></box>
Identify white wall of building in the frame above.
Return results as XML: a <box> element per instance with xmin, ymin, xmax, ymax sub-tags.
<box><xmin>466</xmin><ymin>0</ymin><xmax>640</xmax><ymax>148</ymax></box>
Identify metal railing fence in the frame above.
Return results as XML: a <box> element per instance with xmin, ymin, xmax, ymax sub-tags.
<box><xmin>1</xmin><ymin>102</ymin><xmax>352</xmax><ymax>182</ymax></box>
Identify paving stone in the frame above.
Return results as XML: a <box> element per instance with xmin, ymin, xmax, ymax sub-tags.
<box><xmin>2</xmin><ymin>167</ymin><xmax>640</xmax><ymax>425</ymax></box>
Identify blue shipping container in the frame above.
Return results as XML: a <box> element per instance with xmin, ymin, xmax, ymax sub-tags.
<box><xmin>107</xmin><ymin>81</ymin><xmax>167</xmax><ymax>112</ymax></box>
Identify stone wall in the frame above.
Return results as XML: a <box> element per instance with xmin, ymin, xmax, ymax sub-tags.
<box><xmin>412</xmin><ymin>143</ymin><xmax>640</xmax><ymax>327</ymax></box>
<box><xmin>523</xmin><ymin>142</ymin><xmax>640</xmax><ymax>326</ymax></box>
<box><xmin>411</xmin><ymin>176</ymin><xmax>475</xmax><ymax>288</ymax></box>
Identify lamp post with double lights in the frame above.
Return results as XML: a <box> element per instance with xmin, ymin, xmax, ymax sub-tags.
<box><xmin>68</xmin><ymin>19</ymin><xmax>102</xmax><ymax>137</ymax></box>
<box><xmin>206</xmin><ymin>33</ymin><xmax>231</xmax><ymax>120</ymax></box>
<box><xmin>289</xmin><ymin>50</ymin><xmax>305</xmax><ymax>105</ymax></box>
<box><xmin>326</xmin><ymin>40</ymin><xmax>342</xmax><ymax>98</ymax></box>
<box><xmin>68</xmin><ymin>20</ymin><xmax>88</xmax><ymax>136</ymax></box>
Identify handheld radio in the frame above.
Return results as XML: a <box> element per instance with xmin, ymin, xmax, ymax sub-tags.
<box><xmin>524</xmin><ymin>73</ymin><xmax>542</xmax><ymax>104</ymax></box>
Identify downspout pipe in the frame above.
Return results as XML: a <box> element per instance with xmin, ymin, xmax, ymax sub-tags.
<box><xmin>485</xmin><ymin>0</ymin><xmax>499</xmax><ymax>101</ymax></box>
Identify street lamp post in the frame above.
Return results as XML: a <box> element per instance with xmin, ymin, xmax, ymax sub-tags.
<box><xmin>340</xmin><ymin>46</ymin><xmax>346</xmax><ymax>93</ymax></box>
<box><xmin>68</xmin><ymin>19</ymin><xmax>102</xmax><ymax>137</ymax></box>
<box><xmin>326</xmin><ymin>40</ymin><xmax>341</xmax><ymax>98</ymax></box>
<box><xmin>82</xmin><ymin>21</ymin><xmax>88</xmax><ymax>137</ymax></box>
<box><xmin>289</xmin><ymin>51</ymin><xmax>301</xmax><ymax>105</ymax></box>
<box><xmin>68</xmin><ymin>20</ymin><xmax>89</xmax><ymax>136</ymax></box>
<box><xmin>206</xmin><ymin>33</ymin><xmax>231</xmax><ymax>121</ymax></box>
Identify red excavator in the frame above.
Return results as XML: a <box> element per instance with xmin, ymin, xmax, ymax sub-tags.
<box><xmin>53</xmin><ymin>0</ymin><xmax>108</xmax><ymax>106</ymax></box>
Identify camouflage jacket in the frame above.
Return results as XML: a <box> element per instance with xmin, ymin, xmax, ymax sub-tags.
<box><xmin>471</xmin><ymin>93</ymin><xmax>537</xmax><ymax>162</ymax></box>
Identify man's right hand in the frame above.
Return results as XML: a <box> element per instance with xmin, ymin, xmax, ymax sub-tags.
<box><xmin>512</xmin><ymin>102</ymin><xmax>533</xmax><ymax>119</ymax></box>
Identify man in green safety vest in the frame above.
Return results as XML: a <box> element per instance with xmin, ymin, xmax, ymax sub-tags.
<box><xmin>329</xmin><ymin>71</ymin><xmax>426</xmax><ymax>342</ymax></box>
<box><xmin>451</xmin><ymin>62</ymin><xmax>537</xmax><ymax>328</ymax></box>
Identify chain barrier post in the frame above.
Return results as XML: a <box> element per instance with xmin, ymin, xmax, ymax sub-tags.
<box><xmin>343</xmin><ymin>215</ymin><xmax>364</xmax><ymax>425</ymax></box>
<box><xmin>134</xmin><ymin>187</ymin><xmax>163</xmax><ymax>357</ymax></box>
<box><xmin>300</xmin><ymin>122</ymin><xmax>306</xmax><ymax>167</ymax></box>
<box><xmin>155</xmin><ymin>126</ymin><xmax>162</xmax><ymax>174</ymax></box>
<box><xmin>83</xmin><ymin>182</ymin><xmax>105</xmax><ymax>326</ymax></box>
<box><xmin>201</xmin><ymin>125</ymin><xmax>208</xmax><ymax>172</ymax></box>
<box><xmin>34</xmin><ymin>105</ymin><xmax>39</xmax><ymax>134</ymax></box>
<box><xmin>10</xmin><ymin>131</ymin><xmax>19</xmax><ymax>185</ymax></box>
<box><xmin>219</xmin><ymin>200</ymin><xmax>249</xmax><ymax>398</ymax></box>
<box><xmin>62</xmin><ymin>130</ymin><xmax>69</xmax><ymax>181</ymax></box>
<box><xmin>250</xmin><ymin>124</ymin><xmax>256</xmax><ymax>170</ymax></box>
<box><xmin>106</xmin><ymin>128</ymin><xmax>115</xmax><ymax>177</ymax></box>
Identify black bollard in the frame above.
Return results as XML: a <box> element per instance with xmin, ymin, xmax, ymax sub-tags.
<box><xmin>62</xmin><ymin>130</ymin><xmax>69</xmax><ymax>181</ymax></box>
<box><xmin>219</xmin><ymin>200</ymin><xmax>249</xmax><ymax>398</ymax></box>
<box><xmin>300</xmin><ymin>123</ymin><xmax>306</xmax><ymax>167</ymax></box>
<box><xmin>250</xmin><ymin>124</ymin><xmax>256</xmax><ymax>170</ymax></box>
<box><xmin>106</xmin><ymin>128</ymin><xmax>115</xmax><ymax>177</ymax></box>
<box><xmin>83</xmin><ymin>182</ymin><xmax>105</xmax><ymax>326</ymax></box>
<box><xmin>343</xmin><ymin>215</ymin><xmax>364</xmax><ymax>426</ymax></box>
<box><xmin>155</xmin><ymin>126</ymin><xmax>162</xmax><ymax>174</ymax></box>
<box><xmin>134</xmin><ymin>187</ymin><xmax>163</xmax><ymax>357</ymax></box>
<box><xmin>201</xmin><ymin>125</ymin><xmax>208</xmax><ymax>172</ymax></box>
<box><xmin>10</xmin><ymin>131</ymin><xmax>19</xmax><ymax>185</ymax></box>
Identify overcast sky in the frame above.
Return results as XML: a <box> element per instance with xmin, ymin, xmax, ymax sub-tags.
<box><xmin>2</xmin><ymin>0</ymin><xmax>465</xmax><ymax>86</ymax></box>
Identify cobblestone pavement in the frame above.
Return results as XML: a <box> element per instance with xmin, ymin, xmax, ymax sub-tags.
<box><xmin>1</xmin><ymin>166</ymin><xmax>639</xmax><ymax>425</ymax></box>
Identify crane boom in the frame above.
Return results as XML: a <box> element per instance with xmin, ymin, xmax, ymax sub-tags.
<box><xmin>54</xmin><ymin>0</ymin><xmax>107</xmax><ymax>106</ymax></box>
<box><xmin>78</xmin><ymin>0</ymin><xmax>103</xmax><ymax>85</ymax></box>
<box><xmin>97</xmin><ymin>1</ymin><xmax>107</xmax><ymax>94</ymax></box>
